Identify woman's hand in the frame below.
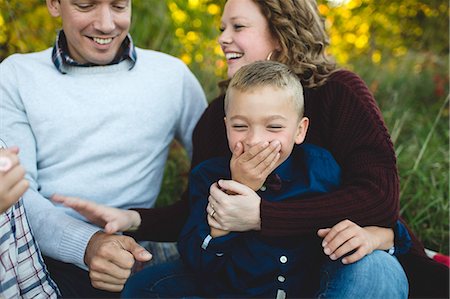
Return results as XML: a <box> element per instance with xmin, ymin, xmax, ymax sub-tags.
<box><xmin>0</xmin><ymin>147</ymin><xmax>29</xmax><ymax>213</ymax></box>
<box><xmin>317</xmin><ymin>219</ymin><xmax>394</xmax><ymax>264</ymax></box>
<box><xmin>230</xmin><ymin>141</ymin><xmax>281</xmax><ymax>191</ymax></box>
<box><xmin>207</xmin><ymin>179</ymin><xmax>261</xmax><ymax>232</ymax></box>
<box><xmin>52</xmin><ymin>195</ymin><xmax>141</xmax><ymax>234</ymax></box>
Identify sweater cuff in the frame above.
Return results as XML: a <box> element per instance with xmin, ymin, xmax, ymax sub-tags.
<box><xmin>59</xmin><ymin>221</ymin><xmax>101</xmax><ymax>270</ymax></box>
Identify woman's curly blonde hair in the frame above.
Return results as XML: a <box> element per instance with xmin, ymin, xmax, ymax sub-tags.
<box><xmin>255</xmin><ymin>0</ymin><xmax>337</xmax><ymax>88</ymax></box>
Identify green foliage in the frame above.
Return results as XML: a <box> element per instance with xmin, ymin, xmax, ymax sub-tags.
<box><xmin>353</xmin><ymin>52</ymin><xmax>449</xmax><ymax>253</ymax></box>
<box><xmin>0</xmin><ymin>0</ymin><xmax>60</xmax><ymax>55</ymax></box>
<box><xmin>318</xmin><ymin>0</ymin><xmax>449</xmax><ymax>64</ymax></box>
<box><xmin>127</xmin><ymin>0</ymin><xmax>224</xmax><ymax>100</ymax></box>
<box><xmin>0</xmin><ymin>0</ymin><xmax>448</xmax><ymax>254</ymax></box>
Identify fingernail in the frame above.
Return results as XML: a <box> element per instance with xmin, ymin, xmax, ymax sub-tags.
<box><xmin>141</xmin><ymin>251</ymin><xmax>152</xmax><ymax>259</ymax></box>
<box><xmin>342</xmin><ymin>258</ymin><xmax>348</xmax><ymax>264</ymax></box>
<box><xmin>322</xmin><ymin>241</ymin><xmax>327</xmax><ymax>247</ymax></box>
<box><xmin>324</xmin><ymin>247</ymin><xmax>331</xmax><ymax>255</ymax></box>
<box><xmin>0</xmin><ymin>157</ymin><xmax>12</xmax><ymax>172</ymax></box>
<box><xmin>330</xmin><ymin>254</ymin><xmax>336</xmax><ymax>260</ymax></box>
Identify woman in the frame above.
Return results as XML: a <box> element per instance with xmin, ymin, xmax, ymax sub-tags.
<box><xmin>56</xmin><ymin>0</ymin><xmax>448</xmax><ymax>297</ymax></box>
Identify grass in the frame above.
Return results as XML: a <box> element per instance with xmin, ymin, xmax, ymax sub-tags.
<box><xmin>156</xmin><ymin>52</ymin><xmax>449</xmax><ymax>255</ymax></box>
<box><xmin>353</xmin><ymin>53</ymin><xmax>449</xmax><ymax>254</ymax></box>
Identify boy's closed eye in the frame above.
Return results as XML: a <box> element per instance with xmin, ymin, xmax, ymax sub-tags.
<box><xmin>267</xmin><ymin>124</ymin><xmax>284</xmax><ymax>131</ymax></box>
<box><xmin>232</xmin><ymin>124</ymin><xmax>248</xmax><ymax>131</ymax></box>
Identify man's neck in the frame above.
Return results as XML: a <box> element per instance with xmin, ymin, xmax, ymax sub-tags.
<box><xmin>51</xmin><ymin>30</ymin><xmax>137</xmax><ymax>73</ymax></box>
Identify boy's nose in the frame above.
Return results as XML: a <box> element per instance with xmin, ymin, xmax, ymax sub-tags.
<box><xmin>244</xmin><ymin>131</ymin><xmax>263</xmax><ymax>147</ymax></box>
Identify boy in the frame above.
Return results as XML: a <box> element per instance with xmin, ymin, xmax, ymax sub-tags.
<box><xmin>177</xmin><ymin>61</ymin><xmax>341</xmax><ymax>297</ymax></box>
<box><xmin>0</xmin><ymin>147</ymin><xmax>59</xmax><ymax>298</ymax></box>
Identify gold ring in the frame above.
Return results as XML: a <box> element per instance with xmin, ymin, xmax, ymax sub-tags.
<box><xmin>210</xmin><ymin>210</ymin><xmax>216</xmax><ymax>217</ymax></box>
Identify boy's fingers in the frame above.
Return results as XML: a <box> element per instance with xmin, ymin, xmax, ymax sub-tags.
<box><xmin>322</xmin><ymin>219</ymin><xmax>353</xmax><ymax>246</ymax></box>
<box><xmin>240</xmin><ymin>142</ymin><xmax>269</xmax><ymax>163</ymax></box>
<box><xmin>216</xmin><ymin>179</ymin><xmax>253</xmax><ymax>196</ymax></box>
<box><xmin>249</xmin><ymin>141</ymin><xmax>281</xmax><ymax>168</ymax></box>
<box><xmin>325</xmin><ymin>226</ymin><xmax>358</xmax><ymax>253</ymax></box>
<box><xmin>257</xmin><ymin>152</ymin><xmax>280</xmax><ymax>178</ymax></box>
<box><xmin>231</xmin><ymin>142</ymin><xmax>244</xmax><ymax>157</ymax></box>
<box><xmin>329</xmin><ymin>237</ymin><xmax>361</xmax><ymax>260</ymax></box>
<box><xmin>342</xmin><ymin>247</ymin><xmax>367</xmax><ymax>264</ymax></box>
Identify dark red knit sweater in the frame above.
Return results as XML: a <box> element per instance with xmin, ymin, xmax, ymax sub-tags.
<box><xmin>133</xmin><ymin>69</ymin><xmax>400</xmax><ymax>240</ymax></box>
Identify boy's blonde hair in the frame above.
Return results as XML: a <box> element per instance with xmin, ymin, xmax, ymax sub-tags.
<box><xmin>225</xmin><ymin>61</ymin><xmax>304</xmax><ymax>117</ymax></box>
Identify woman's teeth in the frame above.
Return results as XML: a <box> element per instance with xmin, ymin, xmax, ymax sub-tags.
<box><xmin>226</xmin><ymin>53</ymin><xmax>243</xmax><ymax>59</ymax></box>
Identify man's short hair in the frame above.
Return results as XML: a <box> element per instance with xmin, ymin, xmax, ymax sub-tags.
<box><xmin>225</xmin><ymin>61</ymin><xmax>304</xmax><ymax>117</ymax></box>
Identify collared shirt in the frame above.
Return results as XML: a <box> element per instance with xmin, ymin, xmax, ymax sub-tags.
<box><xmin>0</xmin><ymin>200</ymin><xmax>59</xmax><ymax>298</ymax></box>
<box><xmin>180</xmin><ymin>141</ymin><xmax>412</xmax><ymax>297</ymax></box>
<box><xmin>179</xmin><ymin>144</ymin><xmax>342</xmax><ymax>298</ymax></box>
<box><xmin>51</xmin><ymin>30</ymin><xmax>137</xmax><ymax>74</ymax></box>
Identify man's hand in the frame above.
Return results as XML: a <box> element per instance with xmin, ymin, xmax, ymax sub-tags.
<box><xmin>317</xmin><ymin>219</ymin><xmax>394</xmax><ymax>264</ymax></box>
<box><xmin>52</xmin><ymin>195</ymin><xmax>141</xmax><ymax>233</ymax></box>
<box><xmin>0</xmin><ymin>147</ymin><xmax>29</xmax><ymax>213</ymax></box>
<box><xmin>84</xmin><ymin>232</ymin><xmax>152</xmax><ymax>292</ymax></box>
<box><xmin>230</xmin><ymin>141</ymin><xmax>281</xmax><ymax>191</ymax></box>
<box><xmin>207</xmin><ymin>180</ymin><xmax>261</xmax><ymax>232</ymax></box>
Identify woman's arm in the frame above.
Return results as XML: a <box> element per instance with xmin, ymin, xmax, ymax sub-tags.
<box><xmin>259</xmin><ymin>71</ymin><xmax>400</xmax><ymax>235</ymax></box>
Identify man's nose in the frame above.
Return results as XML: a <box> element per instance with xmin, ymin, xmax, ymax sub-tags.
<box><xmin>94</xmin><ymin>7</ymin><xmax>115</xmax><ymax>33</ymax></box>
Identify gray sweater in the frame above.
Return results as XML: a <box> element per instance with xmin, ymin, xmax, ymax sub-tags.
<box><xmin>0</xmin><ymin>48</ymin><xmax>207</xmax><ymax>268</ymax></box>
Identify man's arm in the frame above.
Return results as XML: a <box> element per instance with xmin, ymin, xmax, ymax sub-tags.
<box><xmin>0</xmin><ymin>57</ymin><xmax>101</xmax><ymax>267</ymax></box>
<box><xmin>175</xmin><ymin>63</ymin><xmax>207</xmax><ymax>158</ymax></box>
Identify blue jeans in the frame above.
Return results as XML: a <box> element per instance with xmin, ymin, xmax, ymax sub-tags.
<box><xmin>317</xmin><ymin>250</ymin><xmax>408</xmax><ymax>298</ymax></box>
<box><xmin>121</xmin><ymin>259</ymin><xmax>200</xmax><ymax>298</ymax></box>
<box><xmin>122</xmin><ymin>250</ymin><xmax>408</xmax><ymax>298</ymax></box>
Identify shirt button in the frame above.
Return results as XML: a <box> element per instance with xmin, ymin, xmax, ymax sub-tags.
<box><xmin>278</xmin><ymin>275</ymin><xmax>286</xmax><ymax>283</ymax></box>
<box><xmin>280</xmin><ymin>256</ymin><xmax>288</xmax><ymax>263</ymax></box>
<box><xmin>260</xmin><ymin>185</ymin><xmax>267</xmax><ymax>191</ymax></box>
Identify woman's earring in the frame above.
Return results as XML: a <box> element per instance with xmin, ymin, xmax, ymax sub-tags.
<box><xmin>266</xmin><ymin>51</ymin><xmax>273</xmax><ymax>60</ymax></box>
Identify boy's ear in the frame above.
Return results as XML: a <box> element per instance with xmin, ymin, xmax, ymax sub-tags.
<box><xmin>46</xmin><ymin>0</ymin><xmax>62</xmax><ymax>17</ymax></box>
<box><xmin>294</xmin><ymin>117</ymin><xmax>309</xmax><ymax>144</ymax></box>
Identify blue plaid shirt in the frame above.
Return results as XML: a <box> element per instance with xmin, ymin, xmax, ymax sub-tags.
<box><xmin>0</xmin><ymin>200</ymin><xmax>60</xmax><ymax>298</ymax></box>
<box><xmin>51</xmin><ymin>30</ymin><xmax>137</xmax><ymax>74</ymax></box>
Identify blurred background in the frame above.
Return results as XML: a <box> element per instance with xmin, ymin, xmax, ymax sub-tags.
<box><xmin>0</xmin><ymin>0</ymin><xmax>448</xmax><ymax>254</ymax></box>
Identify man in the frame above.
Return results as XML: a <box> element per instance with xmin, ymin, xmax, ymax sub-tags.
<box><xmin>0</xmin><ymin>0</ymin><xmax>207</xmax><ymax>297</ymax></box>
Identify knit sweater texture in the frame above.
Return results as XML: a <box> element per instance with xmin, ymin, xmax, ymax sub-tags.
<box><xmin>0</xmin><ymin>48</ymin><xmax>207</xmax><ymax>267</ymax></box>
<box><xmin>133</xmin><ymin>70</ymin><xmax>416</xmax><ymax>250</ymax></box>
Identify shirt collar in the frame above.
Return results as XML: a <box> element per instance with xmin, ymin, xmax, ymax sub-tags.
<box><xmin>51</xmin><ymin>30</ymin><xmax>137</xmax><ymax>74</ymax></box>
